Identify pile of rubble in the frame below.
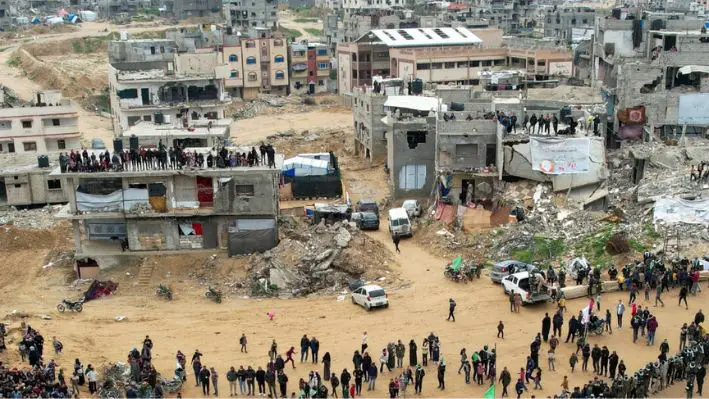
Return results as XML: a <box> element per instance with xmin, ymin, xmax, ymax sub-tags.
<box><xmin>231</xmin><ymin>94</ymin><xmax>306</xmax><ymax>120</ymax></box>
<box><xmin>0</xmin><ymin>204</ymin><xmax>63</xmax><ymax>229</ymax></box>
<box><xmin>246</xmin><ymin>216</ymin><xmax>396</xmax><ymax>296</ymax></box>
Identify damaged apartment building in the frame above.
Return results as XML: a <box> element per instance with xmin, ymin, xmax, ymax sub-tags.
<box><xmin>53</xmin><ymin>154</ymin><xmax>282</xmax><ymax>258</ymax></box>
<box><xmin>353</xmin><ymin>83</ymin><xmax>610</xmax><ymax>209</ymax></box>
<box><xmin>595</xmin><ymin>11</ymin><xmax>709</xmax><ymax>141</ymax></box>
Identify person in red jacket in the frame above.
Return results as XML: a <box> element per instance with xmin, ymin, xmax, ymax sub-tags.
<box><xmin>647</xmin><ymin>315</ymin><xmax>659</xmax><ymax>346</ymax></box>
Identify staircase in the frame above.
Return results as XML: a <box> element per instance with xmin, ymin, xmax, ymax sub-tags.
<box><xmin>136</xmin><ymin>261</ymin><xmax>155</xmax><ymax>287</ymax></box>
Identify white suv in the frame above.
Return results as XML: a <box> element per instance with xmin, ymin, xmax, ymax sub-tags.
<box><xmin>351</xmin><ymin>285</ymin><xmax>389</xmax><ymax>310</ymax></box>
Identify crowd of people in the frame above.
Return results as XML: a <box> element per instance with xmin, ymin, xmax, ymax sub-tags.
<box><xmin>58</xmin><ymin>142</ymin><xmax>277</xmax><ymax>173</ymax></box>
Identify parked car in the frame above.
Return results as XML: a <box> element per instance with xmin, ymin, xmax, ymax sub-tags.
<box><xmin>357</xmin><ymin>211</ymin><xmax>379</xmax><ymax>230</ymax></box>
<box><xmin>402</xmin><ymin>199</ymin><xmax>422</xmax><ymax>218</ymax></box>
<box><xmin>356</xmin><ymin>199</ymin><xmax>380</xmax><ymax>215</ymax></box>
<box><xmin>501</xmin><ymin>271</ymin><xmax>551</xmax><ymax>304</ymax></box>
<box><xmin>490</xmin><ymin>260</ymin><xmax>536</xmax><ymax>283</ymax></box>
<box><xmin>351</xmin><ymin>284</ymin><xmax>389</xmax><ymax>310</ymax></box>
<box><xmin>388</xmin><ymin>207</ymin><xmax>412</xmax><ymax>237</ymax></box>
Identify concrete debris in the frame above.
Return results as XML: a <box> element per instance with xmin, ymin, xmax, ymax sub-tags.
<box><xmin>38</xmin><ymin>314</ymin><xmax>52</xmax><ymax>320</ymax></box>
<box><xmin>246</xmin><ymin>216</ymin><xmax>394</xmax><ymax>297</ymax></box>
<box><xmin>232</xmin><ymin>94</ymin><xmax>303</xmax><ymax>120</ymax></box>
<box><xmin>0</xmin><ymin>205</ymin><xmax>62</xmax><ymax>230</ymax></box>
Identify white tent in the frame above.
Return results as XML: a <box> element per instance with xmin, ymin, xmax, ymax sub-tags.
<box><xmin>282</xmin><ymin>156</ymin><xmax>329</xmax><ymax>176</ymax></box>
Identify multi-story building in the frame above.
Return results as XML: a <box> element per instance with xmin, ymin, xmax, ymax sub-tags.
<box><xmin>338</xmin><ymin>27</ymin><xmax>573</xmax><ymax>93</ymax></box>
<box><xmin>470</xmin><ymin>0</ymin><xmax>538</xmax><ymax>34</ymax></box>
<box><xmin>543</xmin><ymin>7</ymin><xmax>596</xmax><ymax>43</ymax></box>
<box><xmin>224</xmin><ymin>0</ymin><xmax>279</xmax><ymax>38</ymax></box>
<box><xmin>53</xmin><ymin>155</ymin><xmax>282</xmax><ymax>257</ymax></box>
<box><xmin>323</xmin><ymin>13</ymin><xmax>342</xmax><ymax>55</ymax></box>
<box><xmin>101</xmin><ymin>0</ymin><xmax>151</xmax><ymax>17</ymax></box>
<box><xmin>0</xmin><ymin>1</ymin><xmax>12</xmax><ymax>30</ymax></box>
<box><xmin>594</xmin><ymin>11</ymin><xmax>709</xmax><ymax>138</ymax></box>
<box><xmin>352</xmin><ymin>82</ymin><xmax>399</xmax><ymax>161</ymax></box>
<box><xmin>0</xmin><ymin>161</ymin><xmax>67</xmax><ymax>207</ymax></box>
<box><xmin>236</xmin><ymin>30</ymin><xmax>290</xmax><ymax>98</ymax></box>
<box><xmin>174</xmin><ymin>0</ymin><xmax>221</xmax><ymax>19</ymax></box>
<box><xmin>108</xmin><ymin>36</ymin><xmax>233</xmax><ymax>148</ymax></box>
<box><xmin>342</xmin><ymin>0</ymin><xmax>412</xmax><ymax>10</ymax></box>
<box><xmin>289</xmin><ymin>41</ymin><xmax>332</xmax><ymax>94</ymax></box>
<box><xmin>0</xmin><ymin>90</ymin><xmax>81</xmax><ymax>154</ymax></box>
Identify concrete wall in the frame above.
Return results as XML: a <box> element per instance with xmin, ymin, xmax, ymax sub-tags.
<box><xmin>387</xmin><ymin>117</ymin><xmax>436</xmax><ymax>199</ymax></box>
<box><xmin>1</xmin><ymin>170</ymin><xmax>66</xmax><ymax>206</ymax></box>
<box><xmin>353</xmin><ymin>89</ymin><xmax>388</xmax><ymax>161</ymax></box>
<box><xmin>438</xmin><ymin>120</ymin><xmax>498</xmax><ymax>170</ymax></box>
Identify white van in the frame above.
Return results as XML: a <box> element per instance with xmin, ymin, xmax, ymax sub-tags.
<box><xmin>388</xmin><ymin>207</ymin><xmax>412</xmax><ymax>237</ymax></box>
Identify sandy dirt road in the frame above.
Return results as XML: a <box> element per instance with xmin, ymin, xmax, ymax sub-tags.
<box><xmin>0</xmin><ymin>224</ymin><xmax>702</xmax><ymax>398</ymax></box>
<box><xmin>232</xmin><ymin>110</ymin><xmax>352</xmax><ymax>145</ymax></box>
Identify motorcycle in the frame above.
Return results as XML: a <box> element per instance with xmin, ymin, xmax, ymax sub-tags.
<box><xmin>156</xmin><ymin>284</ymin><xmax>173</xmax><ymax>301</ymax></box>
<box><xmin>444</xmin><ymin>267</ymin><xmax>465</xmax><ymax>282</ymax></box>
<box><xmin>205</xmin><ymin>287</ymin><xmax>222</xmax><ymax>303</ymax></box>
<box><xmin>57</xmin><ymin>298</ymin><xmax>84</xmax><ymax>313</ymax></box>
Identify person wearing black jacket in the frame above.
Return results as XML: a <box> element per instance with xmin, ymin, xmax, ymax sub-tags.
<box><xmin>542</xmin><ymin>313</ymin><xmax>551</xmax><ymax>342</ymax></box>
<box><xmin>591</xmin><ymin>344</ymin><xmax>601</xmax><ymax>374</ymax></box>
<box><xmin>278</xmin><ymin>372</ymin><xmax>288</xmax><ymax>398</ymax></box>
<box><xmin>256</xmin><ymin>366</ymin><xmax>266</xmax><ymax>395</ymax></box>
<box><xmin>199</xmin><ymin>366</ymin><xmax>211</xmax><ymax>396</ymax></box>
<box><xmin>353</xmin><ymin>368</ymin><xmax>363</xmax><ymax>395</ymax></box>
<box><xmin>352</xmin><ymin>351</ymin><xmax>363</xmax><ymax>371</ymax></box>
<box><xmin>552</xmin><ymin>115</ymin><xmax>559</xmax><ymax>134</ymax></box>
<box><xmin>609</xmin><ymin>351</ymin><xmax>619</xmax><ymax>378</ymax></box>
<box><xmin>310</xmin><ymin>337</ymin><xmax>320</xmax><ymax>364</ymax></box>
<box><xmin>340</xmin><ymin>369</ymin><xmax>351</xmax><ymax>398</ymax></box>
<box><xmin>362</xmin><ymin>353</ymin><xmax>372</xmax><ymax>382</ymax></box>
<box><xmin>697</xmin><ymin>365</ymin><xmax>706</xmax><ymax>395</ymax></box>
<box><xmin>330</xmin><ymin>374</ymin><xmax>340</xmax><ymax>398</ymax></box>
<box><xmin>414</xmin><ymin>365</ymin><xmax>425</xmax><ymax>394</ymax></box>
<box><xmin>266</xmin><ymin>369</ymin><xmax>277</xmax><ymax>398</ymax></box>
<box><xmin>566</xmin><ymin>316</ymin><xmax>579</xmax><ymax>343</ymax></box>
<box><xmin>695</xmin><ymin>310</ymin><xmax>705</xmax><ymax>326</ymax></box>
<box><xmin>300</xmin><ymin>335</ymin><xmax>310</xmax><ymax>362</ymax></box>
<box><xmin>552</xmin><ymin>312</ymin><xmax>563</xmax><ymax>337</ymax></box>
<box><xmin>581</xmin><ymin>344</ymin><xmax>591</xmax><ymax>372</ymax></box>
<box><xmin>499</xmin><ymin>366</ymin><xmax>511</xmax><ymax>397</ymax></box>
<box><xmin>600</xmin><ymin>346</ymin><xmax>610</xmax><ymax>376</ymax></box>
<box><xmin>437</xmin><ymin>361</ymin><xmax>446</xmax><ymax>390</ymax></box>
<box><xmin>246</xmin><ymin>366</ymin><xmax>256</xmax><ymax>396</ymax></box>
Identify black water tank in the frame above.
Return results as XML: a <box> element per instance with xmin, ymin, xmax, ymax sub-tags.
<box><xmin>154</xmin><ymin>113</ymin><xmax>164</xmax><ymax>124</ymax></box>
<box><xmin>113</xmin><ymin>138</ymin><xmax>123</xmax><ymax>153</ymax></box>
<box><xmin>412</xmin><ymin>78</ymin><xmax>423</xmax><ymax>95</ymax></box>
<box><xmin>129</xmin><ymin>135</ymin><xmax>139</xmax><ymax>150</ymax></box>
<box><xmin>37</xmin><ymin>155</ymin><xmax>49</xmax><ymax>168</ymax></box>
<box><xmin>450</xmin><ymin>102</ymin><xmax>465</xmax><ymax>111</ymax></box>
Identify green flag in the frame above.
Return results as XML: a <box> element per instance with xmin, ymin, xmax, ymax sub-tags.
<box><xmin>483</xmin><ymin>384</ymin><xmax>495</xmax><ymax>399</ymax></box>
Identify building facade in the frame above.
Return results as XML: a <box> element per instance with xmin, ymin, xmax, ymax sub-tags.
<box><xmin>174</xmin><ymin>0</ymin><xmax>221</xmax><ymax>18</ymax></box>
<box><xmin>225</xmin><ymin>0</ymin><xmax>279</xmax><ymax>38</ymax></box>
<box><xmin>54</xmin><ymin>161</ymin><xmax>281</xmax><ymax>257</ymax></box>
<box><xmin>0</xmin><ymin>91</ymin><xmax>81</xmax><ymax>154</ymax></box>
<box><xmin>289</xmin><ymin>42</ymin><xmax>331</xmax><ymax>95</ymax></box>
<box><xmin>543</xmin><ymin>7</ymin><xmax>596</xmax><ymax>43</ymax></box>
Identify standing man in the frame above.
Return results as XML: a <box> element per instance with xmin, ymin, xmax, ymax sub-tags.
<box><xmin>199</xmin><ymin>366</ymin><xmax>211</xmax><ymax>396</ymax></box>
<box><xmin>647</xmin><ymin>315</ymin><xmax>659</xmax><ymax>345</ymax></box>
<box><xmin>310</xmin><ymin>337</ymin><xmax>320</xmax><ymax>364</ymax></box>
<box><xmin>414</xmin><ymin>365</ymin><xmax>425</xmax><ymax>394</ymax></box>
<box><xmin>447</xmin><ymin>298</ymin><xmax>456</xmax><ymax>322</ymax></box>
<box><xmin>239</xmin><ymin>334</ymin><xmax>248</xmax><ymax>353</ymax></box>
<box><xmin>499</xmin><ymin>366</ymin><xmax>512</xmax><ymax>398</ymax></box>
<box><xmin>616</xmin><ymin>300</ymin><xmax>625</xmax><ymax>328</ymax></box>
<box><xmin>300</xmin><ymin>335</ymin><xmax>310</xmax><ymax>363</ymax></box>
<box><xmin>541</xmin><ymin>313</ymin><xmax>551</xmax><ymax>342</ymax></box>
<box><xmin>552</xmin><ymin>311</ymin><xmax>563</xmax><ymax>338</ymax></box>
<box><xmin>565</xmin><ymin>315</ymin><xmax>578</xmax><ymax>343</ymax></box>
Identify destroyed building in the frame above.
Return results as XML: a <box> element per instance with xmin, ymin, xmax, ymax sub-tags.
<box><xmin>468</xmin><ymin>0</ymin><xmax>537</xmax><ymax>34</ymax></box>
<box><xmin>0</xmin><ymin>91</ymin><xmax>81</xmax><ymax>154</ymax></box>
<box><xmin>108</xmin><ymin>34</ymin><xmax>233</xmax><ymax>148</ymax></box>
<box><xmin>224</xmin><ymin>0</ymin><xmax>279</xmax><ymax>38</ymax></box>
<box><xmin>53</xmin><ymin>153</ymin><xmax>283</xmax><ymax>258</ymax></box>
<box><xmin>543</xmin><ymin>7</ymin><xmax>596</xmax><ymax>43</ymax></box>
<box><xmin>173</xmin><ymin>0</ymin><xmax>221</xmax><ymax>19</ymax></box>
<box><xmin>352</xmin><ymin>78</ymin><xmax>404</xmax><ymax>161</ymax></box>
<box><xmin>594</xmin><ymin>11</ymin><xmax>709</xmax><ymax>140</ymax></box>
<box><xmin>0</xmin><ymin>161</ymin><xmax>67</xmax><ymax>207</ymax></box>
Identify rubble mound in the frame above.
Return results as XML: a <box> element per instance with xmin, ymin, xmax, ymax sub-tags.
<box><xmin>0</xmin><ymin>204</ymin><xmax>64</xmax><ymax>230</ymax></box>
<box><xmin>247</xmin><ymin>216</ymin><xmax>397</xmax><ymax>296</ymax></box>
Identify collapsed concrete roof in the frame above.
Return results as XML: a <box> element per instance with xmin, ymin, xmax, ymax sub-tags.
<box><xmin>503</xmin><ymin>136</ymin><xmax>608</xmax><ymax>192</ymax></box>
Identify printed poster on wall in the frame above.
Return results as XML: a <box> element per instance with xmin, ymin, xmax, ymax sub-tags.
<box><xmin>530</xmin><ymin>137</ymin><xmax>591</xmax><ymax>174</ymax></box>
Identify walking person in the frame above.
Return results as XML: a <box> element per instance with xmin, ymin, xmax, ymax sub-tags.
<box><xmin>655</xmin><ymin>283</ymin><xmax>665</xmax><ymax>307</ymax></box>
<box><xmin>393</xmin><ymin>234</ymin><xmax>401</xmax><ymax>254</ymax></box>
<box><xmin>447</xmin><ymin>298</ymin><xmax>456</xmax><ymax>322</ymax></box>
<box><xmin>605</xmin><ymin>309</ymin><xmax>613</xmax><ymax>334</ymax></box>
<box><xmin>679</xmin><ymin>286</ymin><xmax>689</xmax><ymax>309</ymax></box>
<box><xmin>414</xmin><ymin>365</ymin><xmax>424</xmax><ymax>394</ymax></box>
<box><xmin>616</xmin><ymin>300</ymin><xmax>625</xmax><ymax>328</ymax></box>
<box><xmin>647</xmin><ymin>315</ymin><xmax>659</xmax><ymax>345</ymax></box>
<box><xmin>199</xmin><ymin>366</ymin><xmax>211</xmax><ymax>396</ymax></box>
<box><xmin>361</xmin><ymin>332</ymin><xmax>368</xmax><ymax>354</ymax></box>
<box><xmin>210</xmin><ymin>367</ymin><xmax>219</xmax><ymax>396</ymax></box>
<box><xmin>498</xmin><ymin>321</ymin><xmax>505</xmax><ymax>338</ymax></box>
<box><xmin>500</xmin><ymin>366</ymin><xmax>511</xmax><ymax>398</ymax></box>
<box><xmin>368</xmin><ymin>362</ymin><xmax>378</xmax><ymax>391</ymax></box>
<box><xmin>436</xmin><ymin>359</ymin><xmax>446</xmax><ymax>390</ymax></box>
<box><xmin>240</xmin><ymin>334</ymin><xmax>248</xmax><ymax>353</ymax></box>
<box><xmin>542</xmin><ymin>313</ymin><xmax>551</xmax><ymax>342</ymax></box>
<box><xmin>547</xmin><ymin>350</ymin><xmax>555</xmax><ymax>371</ymax></box>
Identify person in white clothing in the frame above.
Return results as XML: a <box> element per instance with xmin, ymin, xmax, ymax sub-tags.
<box><xmin>616</xmin><ymin>300</ymin><xmax>625</xmax><ymax>328</ymax></box>
<box><xmin>361</xmin><ymin>332</ymin><xmax>368</xmax><ymax>354</ymax></box>
<box><xmin>86</xmin><ymin>365</ymin><xmax>98</xmax><ymax>394</ymax></box>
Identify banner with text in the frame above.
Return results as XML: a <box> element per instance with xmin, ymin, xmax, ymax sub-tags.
<box><xmin>530</xmin><ymin>137</ymin><xmax>590</xmax><ymax>174</ymax></box>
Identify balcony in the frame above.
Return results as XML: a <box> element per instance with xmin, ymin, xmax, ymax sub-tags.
<box><xmin>42</xmin><ymin>125</ymin><xmax>80</xmax><ymax>135</ymax></box>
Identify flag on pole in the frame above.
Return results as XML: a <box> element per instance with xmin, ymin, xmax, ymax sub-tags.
<box><xmin>581</xmin><ymin>297</ymin><xmax>595</xmax><ymax>324</ymax></box>
<box><xmin>484</xmin><ymin>384</ymin><xmax>495</xmax><ymax>399</ymax></box>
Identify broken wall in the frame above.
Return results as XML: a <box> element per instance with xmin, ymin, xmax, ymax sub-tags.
<box><xmin>387</xmin><ymin>117</ymin><xmax>436</xmax><ymax>199</ymax></box>
<box><xmin>214</xmin><ymin>172</ymin><xmax>279</xmax><ymax>215</ymax></box>
<box><xmin>438</xmin><ymin>120</ymin><xmax>498</xmax><ymax>170</ymax></box>
<box><xmin>127</xmin><ymin>219</ymin><xmax>177</xmax><ymax>251</ymax></box>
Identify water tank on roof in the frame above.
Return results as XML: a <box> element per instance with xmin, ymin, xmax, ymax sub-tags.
<box><xmin>113</xmin><ymin>138</ymin><xmax>123</xmax><ymax>153</ymax></box>
<box><xmin>412</xmin><ymin>78</ymin><xmax>423</xmax><ymax>95</ymax></box>
<box><xmin>129</xmin><ymin>135</ymin><xmax>139</xmax><ymax>151</ymax></box>
<box><xmin>37</xmin><ymin>155</ymin><xmax>49</xmax><ymax>168</ymax></box>
<box><xmin>450</xmin><ymin>102</ymin><xmax>465</xmax><ymax>112</ymax></box>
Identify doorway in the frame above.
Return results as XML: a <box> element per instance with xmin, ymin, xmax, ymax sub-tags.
<box><xmin>460</xmin><ymin>179</ymin><xmax>475</xmax><ymax>204</ymax></box>
<box><xmin>141</xmin><ymin>88</ymin><xmax>150</xmax><ymax>105</ymax></box>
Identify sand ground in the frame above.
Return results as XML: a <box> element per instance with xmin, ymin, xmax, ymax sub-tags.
<box><xmin>0</xmin><ymin>223</ymin><xmax>703</xmax><ymax>398</ymax></box>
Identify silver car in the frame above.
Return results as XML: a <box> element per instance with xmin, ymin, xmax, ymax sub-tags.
<box><xmin>490</xmin><ymin>260</ymin><xmax>536</xmax><ymax>283</ymax></box>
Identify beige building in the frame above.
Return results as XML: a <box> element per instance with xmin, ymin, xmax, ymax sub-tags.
<box><xmin>289</xmin><ymin>41</ymin><xmax>332</xmax><ymax>95</ymax></box>
<box><xmin>0</xmin><ymin>91</ymin><xmax>81</xmax><ymax>154</ymax></box>
<box><xmin>238</xmin><ymin>32</ymin><xmax>290</xmax><ymax>100</ymax></box>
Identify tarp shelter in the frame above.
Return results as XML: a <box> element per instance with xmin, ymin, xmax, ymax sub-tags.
<box><xmin>83</xmin><ymin>280</ymin><xmax>118</xmax><ymax>301</ymax></box>
<box><xmin>79</xmin><ymin>10</ymin><xmax>97</xmax><ymax>21</ymax></box>
<box><xmin>46</xmin><ymin>16</ymin><xmax>64</xmax><ymax>24</ymax></box>
<box><xmin>282</xmin><ymin>156</ymin><xmax>329</xmax><ymax>177</ymax></box>
<box><xmin>654</xmin><ymin>197</ymin><xmax>709</xmax><ymax>225</ymax></box>
<box><xmin>31</xmin><ymin>16</ymin><xmax>41</xmax><ymax>24</ymax></box>
<box><xmin>677</xmin><ymin>65</ymin><xmax>709</xmax><ymax>75</ymax></box>
<box><xmin>76</xmin><ymin>188</ymin><xmax>149</xmax><ymax>212</ymax></box>
<box><xmin>227</xmin><ymin>219</ymin><xmax>278</xmax><ymax>255</ymax></box>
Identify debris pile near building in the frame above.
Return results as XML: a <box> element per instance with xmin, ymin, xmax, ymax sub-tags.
<box><xmin>246</xmin><ymin>216</ymin><xmax>397</xmax><ymax>296</ymax></box>
<box><xmin>231</xmin><ymin>94</ymin><xmax>308</xmax><ymax>120</ymax></box>
<box><xmin>0</xmin><ymin>204</ymin><xmax>64</xmax><ymax>230</ymax></box>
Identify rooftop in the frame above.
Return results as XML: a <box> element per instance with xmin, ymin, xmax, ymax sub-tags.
<box><xmin>116</xmin><ymin>69</ymin><xmax>216</xmax><ymax>82</ymax></box>
<box><xmin>0</xmin><ymin>104</ymin><xmax>78</xmax><ymax>119</ymax></box>
<box><xmin>360</xmin><ymin>27</ymin><xmax>483</xmax><ymax>48</ymax></box>
<box><xmin>124</xmin><ymin>120</ymin><xmax>231</xmax><ymax>138</ymax></box>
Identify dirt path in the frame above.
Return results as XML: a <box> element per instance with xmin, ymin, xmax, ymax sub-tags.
<box><xmin>278</xmin><ymin>12</ymin><xmax>322</xmax><ymax>42</ymax></box>
<box><xmin>231</xmin><ymin>110</ymin><xmax>352</xmax><ymax>145</ymax></box>
<box><xmin>0</xmin><ymin>221</ymin><xmax>702</xmax><ymax>398</ymax></box>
